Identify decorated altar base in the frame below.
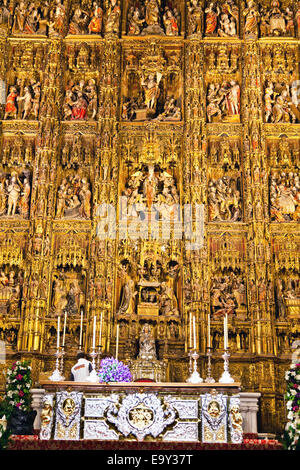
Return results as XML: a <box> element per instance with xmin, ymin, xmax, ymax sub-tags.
<box><xmin>38</xmin><ymin>382</ymin><xmax>245</xmax><ymax>444</ymax></box>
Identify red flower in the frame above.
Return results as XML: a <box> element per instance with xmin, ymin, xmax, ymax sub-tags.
<box><xmin>16</xmin><ymin>374</ymin><xmax>23</xmax><ymax>381</ymax></box>
<box><xmin>16</xmin><ymin>402</ymin><xmax>21</xmax><ymax>408</ymax></box>
<box><xmin>18</xmin><ymin>390</ymin><xmax>24</xmax><ymax>397</ymax></box>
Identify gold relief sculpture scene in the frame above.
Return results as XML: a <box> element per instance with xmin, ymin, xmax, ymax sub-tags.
<box><xmin>0</xmin><ymin>0</ymin><xmax>298</xmax><ymax>449</ymax></box>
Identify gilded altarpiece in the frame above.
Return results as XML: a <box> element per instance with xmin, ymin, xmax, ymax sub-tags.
<box><xmin>0</xmin><ymin>0</ymin><xmax>299</xmax><ymax>434</ymax></box>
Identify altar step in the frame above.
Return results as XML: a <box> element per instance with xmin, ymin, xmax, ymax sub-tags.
<box><xmin>7</xmin><ymin>434</ymin><xmax>283</xmax><ymax>451</ymax></box>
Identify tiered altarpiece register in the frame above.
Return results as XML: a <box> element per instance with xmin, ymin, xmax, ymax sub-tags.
<box><xmin>0</xmin><ymin>0</ymin><xmax>299</xmax><ymax>435</ymax></box>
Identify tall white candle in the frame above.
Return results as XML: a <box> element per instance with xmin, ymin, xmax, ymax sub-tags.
<box><xmin>193</xmin><ymin>316</ymin><xmax>196</xmax><ymax>350</ymax></box>
<box><xmin>62</xmin><ymin>311</ymin><xmax>67</xmax><ymax>347</ymax></box>
<box><xmin>207</xmin><ymin>313</ymin><xmax>211</xmax><ymax>348</ymax></box>
<box><xmin>92</xmin><ymin>315</ymin><xmax>96</xmax><ymax>349</ymax></box>
<box><xmin>99</xmin><ymin>312</ymin><xmax>103</xmax><ymax>348</ymax></box>
<box><xmin>189</xmin><ymin>313</ymin><xmax>192</xmax><ymax>348</ymax></box>
<box><xmin>116</xmin><ymin>324</ymin><xmax>119</xmax><ymax>360</ymax></box>
<box><xmin>57</xmin><ymin>315</ymin><xmax>60</xmax><ymax>349</ymax></box>
<box><xmin>224</xmin><ymin>313</ymin><xmax>228</xmax><ymax>349</ymax></box>
<box><xmin>79</xmin><ymin>309</ymin><xmax>83</xmax><ymax>347</ymax></box>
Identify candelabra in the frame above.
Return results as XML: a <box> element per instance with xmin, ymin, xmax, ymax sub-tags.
<box><xmin>186</xmin><ymin>350</ymin><xmax>203</xmax><ymax>384</ymax></box>
<box><xmin>86</xmin><ymin>346</ymin><xmax>99</xmax><ymax>382</ymax></box>
<box><xmin>48</xmin><ymin>347</ymin><xmax>65</xmax><ymax>381</ymax></box>
<box><xmin>219</xmin><ymin>349</ymin><xmax>234</xmax><ymax>383</ymax></box>
<box><xmin>205</xmin><ymin>347</ymin><xmax>215</xmax><ymax>383</ymax></box>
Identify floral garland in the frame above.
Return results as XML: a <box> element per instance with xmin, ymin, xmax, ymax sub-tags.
<box><xmin>283</xmin><ymin>362</ymin><xmax>300</xmax><ymax>450</ymax></box>
<box><xmin>97</xmin><ymin>357</ymin><xmax>132</xmax><ymax>383</ymax></box>
<box><xmin>4</xmin><ymin>360</ymin><xmax>33</xmax><ymax>415</ymax></box>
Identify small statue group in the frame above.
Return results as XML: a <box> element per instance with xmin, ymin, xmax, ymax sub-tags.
<box><xmin>206</xmin><ymin>81</ymin><xmax>240</xmax><ymax>122</ymax></box>
<box><xmin>121</xmin><ymin>165</ymin><xmax>179</xmax><ymax>218</ymax></box>
<box><xmin>204</xmin><ymin>0</ymin><xmax>239</xmax><ymax>37</ymax></box>
<box><xmin>10</xmin><ymin>0</ymin><xmax>66</xmax><ymax>37</ymax></box>
<box><xmin>0</xmin><ymin>171</ymin><xmax>31</xmax><ymax>218</ymax></box>
<box><xmin>52</xmin><ymin>274</ymin><xmax>83</xmax><ymax>316</ymax></box>
<box><xmin>127</xmin><ymin>0</ymin><xmax>180</xmax><ymax>36</ymax></box>
<box><xmin>68</xmin><ymin>2</ymin><xmax>103</xmax><ymax>35</ymax></box>
<box><xmin>275</xmin><ymin>278</ymin><xmax>299</xmax><ymax>319</ymax></box>
<box><xmin>208</xmin><ymin>176</ymin><xmax>242</xmax><ymax>222</ymax></box>
<box><xmin>4</xmin><ymin>80</ymin><xmax>41</xmax><ymax>120</ymax></box>
<box><xmin>63</xmin><ymin>79</ymin><xmax>97</xmax><ymax>121</ymax></box>
<box><xmin>211</xmin><ymin>274</ymin><xmax>245</xmax><ymax>318</ymax></box>
<box><xmin>56</xmin><ymin>174</ymin><xmax>91</xmax><ymax>219</ymax></box>
<box><xmin>0</xmin><ymin>269</ymin><xmax>22</xmax><ymax>313</ymax></box>
<box><xmin>264</xmin><ymin>81</ymin><xmax>299</xmax><ymax>124</ymax></box>
<box><xmin>270</xmin><ymin>171</ymin><xmax>300</xmax><ymax>222</ymax></box>
<box><xmin>259</xmin><ymin>0</ymin><xmax>295</xmax><ymax>37</ymax></box>
<box><xmin>68</xmin><ymin>0</ymin><xmax>120</xmax><ymax>35</ymax></box>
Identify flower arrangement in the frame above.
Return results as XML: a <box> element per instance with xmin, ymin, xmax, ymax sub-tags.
<box><xmin>4</xmin><ymin>360</ymin><xmax>33</xmax><ymax>415</ymax></box>
<box><xmin>283</xmin><ymin>362</ymin><xmax>300</xmax><ymax>450</ymax></box>
<box><xmin>97</xmin><ymin>357</ymin><xmax>132</xmax><ymax>383</ymax></box>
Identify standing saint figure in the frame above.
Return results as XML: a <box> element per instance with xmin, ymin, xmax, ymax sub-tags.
<box><xmin>6</xmin><ymin>174</ymin><xmax>21</xmax><ymax>216</ymax></box>
<box><xmin>141</xmin><ymin>73</ymin><xmax>161</xmax><ymax>112</ymax></box>
<box><xmin>117</xmin><ymin>279</ymin><xmax>137</xmax><ymax>315</ymax></box>
<box><xmin>88</xmin><ymin>2</ymin><xmax>103</xmax><ymax>34</ymax></box>
<box><xmin>205</xmin><ymin>2</ymin><xmax>220</xmax><ymax>35</ymax></box>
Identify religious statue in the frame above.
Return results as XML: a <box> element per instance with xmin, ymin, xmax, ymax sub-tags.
<box><xmin>270</xmin><ymin>171</ymin><xmax>300</xmax><ymax>222</ymax></box>
<box><xmin>63</xmin><ymin>80</ymin><xmax>98</xmax><ymax>121</ymax></box>
<box><xmin>141</xmin><ymin>73</ymin><xmax>162</xmax><ymax>114</ymax></box>
<box><xmin>243</xmin><ymin>0</ymin><xmax>259</xmax><ymax>39</ymax></box>
<box><xmin>104</xmin><ymin>0</ymin><xmax>121</xmax><ymax>35</ymax></box>
<box><xmin>159</xmin><ymin>281</ymin><xmax>179</xmax><ymax>316</ymax></box>
<box><xmin>0</xmin><ymin>0</ymin><xmax>11</xmax><ymax>29</ymax></box>
<box><xmin>206</xmin><ymin>81</ymin><xmax>240</xmax><ymax>122</ymax></box>
<box><xmin>208</xmin><ymin>175</ymin><xmax>242</xmax><ymax>221</ymax></box>
<box><xmin>138</xmin><ymin>323</ymin><xmax>157</xmax><ymax>360</ymax></box>
<box><xmin>188</xmin><ymin>0</ymin><xmax>202</xmax><ymax>35</ymax></box>
<box><xmin>55</xmin><ymin>175</ymin><xmax>92</xmax><ymax>219</ymax></box>
<box><xmin>117</xmin><ymin>279</ymin><xmax>137</xmax><ymax>315</ymax></box>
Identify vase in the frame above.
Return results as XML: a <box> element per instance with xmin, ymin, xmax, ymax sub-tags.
<box><xmin>8</xmin><ymin>408</ymin><xmax>37</xmax><ymax>435</ymax></box>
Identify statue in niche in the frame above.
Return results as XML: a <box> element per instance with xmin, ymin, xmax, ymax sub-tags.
<box><xmin>0</xmin><ymin>0</ymin><xmax>11</xmax><ymax>29</ymax></box>
<box><xmin>104</xmin><ymin>0</ymin><xmax>121</xmax><ymax>35</ymax></box>
<box><xmin>159</xmin><ymin>281</ymin><xmax>179</xmax><ymax>316</ymax></box>
<box><xmin>163</xmin><ymin>6</ymin><xmax>179</xmax><ymax>36</ymax></box>
<box><xmin>52</xmin><ymin>275</ymin><xmax>67</xmax><ymax>315</ymax></box>
<box><xmin>188</xmin><ymin>0</ymin><xmax>202</xmax><ymax>35</ymax></box>
<box><xmin>243</xmin><ymin>0</ymin><xmax>259</xmax><ymax>39</ymax></box>
<box><xmin>65</xmin><ymin>279</ymin><xmax>82</xmax><ymax>315</ymax></box>
<box><xmin>141</xmin><ymin>73</ymin><xmax>161</xmax><ymax>114</ymax></box>
<box><xmin>68</xmin><ymin>5</ymin><xmax>89</xmax><ymax>35</ymax></box>
<box><xmin>270</xmin><ymin>171</ymin><xmax>300</xmax><ymax>222</ymax></box>
<box><xmin>205</xmin><ymin>2</ymin><xmax>220</xmax><ymax>35</ymax></box>
<box><xmin>88</xmin><ymin>2</ymin><xmax>103</xmax><ymax>34</ymax></box>
<box><xmin>117</xmin><ymin>278</ymin><xmax>137</xmax><ymax>315</ymax></box>
<box><xmin>138</xmin><ymin>323</ymin><xmax>157</xmax><ymax>360</ymax></box>
<box><xmin>128</xmin><ymin>7</ymin><xmax>144</xmax><ymax>35</ymax></box>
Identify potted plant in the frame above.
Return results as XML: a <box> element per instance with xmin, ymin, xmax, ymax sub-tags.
<box><xmin>98</xmin><ymin>357</ymin><xmax>132</xmax><ymax>383</ymax></box>
<box><xmin>4</xmin><ymin>360</ymin><xmax>36</xmax><ymax>435</ymax></box>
